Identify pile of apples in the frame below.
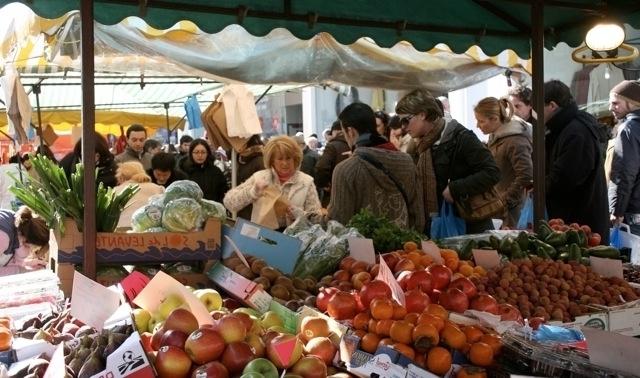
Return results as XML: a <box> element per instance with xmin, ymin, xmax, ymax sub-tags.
<box><xmin>134</xmin><ymin>291</ymin><xmax>344</xmax><ymax>378</ymax></box>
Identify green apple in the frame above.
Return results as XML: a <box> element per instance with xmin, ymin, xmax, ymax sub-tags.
<box><xmin>243</xmin><ymin>358</ymin><xmax>278</xmax><ymax>378</ymax></box>
<box><xmin>147</xmin><ymin>315</ymin><xmax>164</xmax><ymax>333</ymax></box>
<box><xmin>267</xmin><ymin>325</ymin><xmax>290</xmax><ymax>334</ymax></box>
<box><xmin>240</xmin><ymin>374</ymin><xmax>264</xmax><ymax>378</ymax></box>
<box><xmin>234</xmin><ymin>307</ymin><xmax>261</xmax><ymax>318</ymax></box>
<box><xmin>132</xmin><ymin>308</ymin><xmax>151</xmax><ymax>332</ymax></box>
<box><xmin>195</xmin><ymin>289</ymin><xmax>223</xmax><ymax>312</ymax></box>
<box><xmin>157</xmin><ymin>294</ymin><xmax>185</xmax><ymax>319</ymax></box>
<box><xmin>260</xmin><ymin>311</ymin><xmax>284</xmax><ymax>329</ymax></box>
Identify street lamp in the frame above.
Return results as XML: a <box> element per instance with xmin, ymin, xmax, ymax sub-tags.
<box><xmin>585</xmin><ymin>23</ymin><xmax>626</xmax><ymax>51</ymax></box>
<box><xmin>572</xmin><ymin>22</ymin><xmax>638</xmax><ymax>64</ymax></box>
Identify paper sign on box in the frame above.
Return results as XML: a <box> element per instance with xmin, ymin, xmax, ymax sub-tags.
<box><xmin>582</xmin><ymin>326</ymin><xmax>640</xmax><ymax>376</ymax></box>
<box><xmin>589</xmin><ymin>256</ymin><xmax>623</xmax><ymax>279</ymax></box>
<box><xmin>90</xmin><ymin>332</ymin><xmax>154</xmax><ymax>378</ymax></box>
<box><xmin>422</xmin><ymin>241</ymin><xmax>443</xmax><ymax>264</ymax></box>
<box><xmin>472</xmin><ymin>249</ymin><xmax>501</xmax><ymax>269</ymax></box>
<box><xmin>43</xmin><ymin>344</ymin><xmax>65</xmax><ymax>378</ymax></box>
<box><xmin>70</xmin><ymin>271</ymin><xmax>121</xmax><ymax>331</ymax></box>
<box><xmin>348</xmin><ymin>238</ymin><xmax>376</xmax><ymax>265</ymax></box>
<box><xmin>120</xmin><ymin>271</ymin><xmax>151</xmax><ymax>303</ymax></box>
<box><xmin>133</xmin><ymin>271</ymin><xmax>212</xmax><ymax>326</ymax></box>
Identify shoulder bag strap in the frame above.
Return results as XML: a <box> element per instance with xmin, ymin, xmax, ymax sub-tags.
<box><xmin>357</xmin><ymin>153</ymin><xmax>410</xmax><ymax>209</ymax></box>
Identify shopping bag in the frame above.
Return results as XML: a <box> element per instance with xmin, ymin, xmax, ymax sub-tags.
<box><xmin>612</xmin><ymin>224</ymin><xmax>640</xmax><ymax>264</ymax></box>
<box><xmin>516</xmin><ymin>193</ymin><xmax>534</xmax><ymax>230</ymax></box>
<box><xmin>431</xmin><ymin>202</ymin><xmax>466</xmax><ymax>239</ymax></box>
<box><xmin>610</xmin><ymin>225</ymin><xmax>622</xmax><ymax>249</ymax></box>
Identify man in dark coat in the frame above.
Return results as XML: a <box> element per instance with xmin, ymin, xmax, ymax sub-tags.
<box><xmin>315</xmin><ymin>121</ymin><xmax>351</xmax><ymax>207</ymax></box>
<box><xmin>543</xmin><ymin>80</ymin><xmax>609</xmax><ymax>243</ymax></box>
<box><xmin>608</xmin><ymin>80</ymin><xmax>640</xmax><ymax>236</ymax></box>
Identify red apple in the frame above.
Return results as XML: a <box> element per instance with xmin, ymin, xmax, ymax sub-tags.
<box><xmin>209</xmin><ymin>310</ymin><xmax>227</xmax><ymax>320</ymax></box>
<box><xmin>449</xmin><ymin>277</ymin><xmax>477</xmax><ymax>299</ymax></box>
<box><xmin>185</xmin><ymin>327</ymin><xmax>225</xmax><ymax>364</ymax></box>
<box><xmin>304</xmin><ymin>336</ymin><xmax>337</xmax><ymax>364</ymax></box>
<box><xmin>213</xmin><ymin>314</ymin><xmax>247</xmax><ymax>343</ymax></box>
<box><xmin>155</xmin><ymin>345</ymin><xmax>192</xmax><ymax>378</ymax></box>
<box><xmin>164</xmin><ymin>308</ymin><xmax>199</xmax><ymax>335</ymax></box>
<box><xmin>160</xmin><ymin>329</ymin><xmax>188</xmax><ymax>349</ymax></box>
<box><xmin>140</xmin><ymin>332</ymin><xmax>153</xmax><ymax>353</ymax></box>
<box><xmin>190</xmin><ymin>361</ymin><xmax>229</xmax><ymax>378</ymax></box>
<box><xmin>267</xmin><ymin>334</ymin><xmax>304</xmax><ymax>368</ymax></box>
<box><xmin>151</xmin><ymin>327</ymin><xmax>166</xmax><ymax>351</ymax></box>
<box><xmin>229</xmin><ymin>312</ymin><xmax>254</xmax><ymax>333</ymax></box>
<box><xmin>290</xmin><ymin>355</ymin><xmax>328</xmax><ymax>378</ymax></box>
<box><xmin>439</xmin><ymin>287</ymin><xmax>469</xmax><ymax>313</ymax></box>
<box><xmin>221</xmin><ymin>342</ymin><xmax>256</xmax><ymax>374</ymax></box>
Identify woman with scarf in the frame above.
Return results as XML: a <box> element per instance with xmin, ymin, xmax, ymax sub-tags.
<box><xmin>396</xmin><ymin>88</ymin><xmax>501</xmax><ymax>234</ymax></box>
<box><xmin>223</xmin><ymin>136</ymin><xmax>322</xmax><ymax>230</ymax></box>
<box><xmin>475</xmin><ymin>97</ymin><xmax>533</xmax><ymax>228</ymax></box>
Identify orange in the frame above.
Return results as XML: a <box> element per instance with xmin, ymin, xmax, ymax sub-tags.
<box><xmin>361</xmin><ymin>332</ymin><xmax>380</xmax><ymax>353</ymax></box>
<box><xmin>427</xmin><ymin>346</ymin><xmax>452</xmax><ymax>376</ymax></box>
<box><xmin>463</xmin><ymin>326</ymin><xmax>485</xmax><ymax>343</ymax></box>
<box><xmin>425</xmin><ymin>303</ymin><xmax>449</xmax><ymax>320</ymax></box>
<box><xmin>370</xmin><ymin>297</ymin><xmax>394</xmax><ymax>320</ymax></box>
<box><xmin>392</xmin><ymin>303</ymin><xmax>407</xmax><ymax>320</ymax></box>
<box><xmin>469</xmin><ymin>342</ymin><xmax>494</xmax><ymax>367</ymax></box>
<box><xmin>353</xmin><ymin>312</ymin><xmax>371</xmax><ymax>331</ymax></box>
<box><xmin>389</xmin><ymin>321</ymin><xmax>413</xmax><ymax>344</ymax></box>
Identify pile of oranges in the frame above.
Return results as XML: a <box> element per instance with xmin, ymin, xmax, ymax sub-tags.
<box><xmin>351</xmin><ymin>301</ymin><xmax>501</xmax><ymax>377</ymax></box>
<box><xmin>0</xmin><ymin>316</ymin><xmax>12</xmax><ymax>352</ymax></box>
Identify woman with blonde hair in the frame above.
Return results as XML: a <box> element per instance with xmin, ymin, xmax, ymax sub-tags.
<box><xmin>114</xmin><ymin>161</ymin><xmax>164</xmax><ymax>229</ymax></box>
<box><xmin>224</xmin><ymin>135</ymin><xmax>321</xmax><ymax>230</ymax></box>
<box><xmin>474</xmin><ymin>97</ymin><xmax>533</xmax><ymax>228</ymax></box>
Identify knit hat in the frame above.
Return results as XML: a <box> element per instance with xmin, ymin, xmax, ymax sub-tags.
<box><xmin>611</xmin><ymin>80</ymin><xmax>640</xmax><ymax>104</ymax></box>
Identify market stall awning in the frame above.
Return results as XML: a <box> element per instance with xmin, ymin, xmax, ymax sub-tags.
<box><xmin>0</xmin><ymin>3</ymin><xmax>530</xmax><ymax>93</ymax></box>
<box><xmin>4</xmin><ymin>0</ymin><xmax>640</xmax><ymax>58</ymax></box>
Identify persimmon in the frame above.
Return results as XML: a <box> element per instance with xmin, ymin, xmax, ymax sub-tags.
<box><xmin>392</xmin><ymin>303</ymin><xmax>407</xmax><ymax>320</ymax></box>
<box><xmin>442</xmin><ymin>322</ymin><xmax>467</xmax><ymax>350</ymax></box>
<box><xmin>361</xmin><ymin>332</ymin><xmax>380</xmax><ymax>353</ymax></box>
<box><xmin>352</xmin><ymin>329</ymin><xmax>367</xmax><ymax>339</ymax></box>
<box><xmin>353</xmin><ymin>312</ymin><xmax>371</xmax><ymax>331</ymax></box>
<box><xmin>378</xmin><ymin>337</ymin><xmax>394</xmax><ymax>347</ymax></box>
<box><xmin>427</xmin><ymin>346</ymin><xmax>452</xmax><ymax>376</ymax></box>
<box><xmin>389</xmin><ymin>321</ymin><xmax>413</xmax><ymax>344</ymax></box>
<box><xmin>425</xmin><ymin>303</ymin><xmax>449</xmax><ymax>320</ymax></box>
<box><xmin>403</xmin><ymin>241</ymin><xmax>418</xmax><ymax>252</ymax></box>
<box><xmin>412</xmin><ymin>323</ymin><xmax>439</xmax><ymax>352</ymax></box>
<box><xmin>479</xmin><ymin>334</ymin><xmax>502</xmax><ymax>355</ymax></box>
<box><xmin>0</xmin><ymin>327</ymin><xmax>11</xmax><ymax>351</ymax></box>
<box><xmin>463</xmin><ymin>326</ymin><xmax>485</xmax><ymax>343</ymax></box>
<box><xmin>407</xmin><ymin>251</ymin><xmax>423</xmax><ymax>266</ymax></box>
<box><xmin>413</xmin><ymin>352</ymin><xmax>427</xmax><ymax>368</ymax></box>
<box><xmin>420</xmin><ymin>254</ymin><xmax>434</xmax><ymax>267</ymax></box>
<box><xmin>469</xmin><ymin>342</ymin><xmax>494</xmax><ymax>367</ymax></box>
<box><xmin>370</xmin><ymin>297</ymin><xmax>394</xmax><ymax>320</ymax></box>
<box><xmin>392</xmin><ymin>342</ymin><xmax>416</xmax><ymax>360</ymax></box>
<box><xmin>417</xmin><ymin>313</ymin><xmax>445</xmax><ymax>332</ymax></box>
<box><xmin>368</xmin><ymin>319</ymin><xmax>378</xmax><ymax>333</ymax></box>
<box><xmin>405</xmin><ymin>312</ymin><xmax>420</xmax><ymax>325</ymax></box>
<box><xmin>456</xmin><ymin>365</ymin><xmax>488</xmax><ymax>378</ymax></box>
<box><xmin>375</xmin><ymin>319</ymin><xmax>394</xmax><ymax>337</ymax></box>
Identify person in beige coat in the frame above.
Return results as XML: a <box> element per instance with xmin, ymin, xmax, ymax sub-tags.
<box><xmin>114</xmin><ymin>161</ymin><xmax>165</xmax><ymax>229</ymax></box>
<box><xmin>224</xmin><ymin>136</ymin><xmax>322</xmax><ymax>230</ymax></box>
<box><xmin>475</xmin><ymin>97</ymin><xmax>533</xmax><ymax>228</ymax></box>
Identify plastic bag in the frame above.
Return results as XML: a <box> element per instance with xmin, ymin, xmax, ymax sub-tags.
<box><xmin>610</xmin><ymin>225</ymin><xmax>622</xmax><ymax>249</ymax></box>
<box><xmin>517</xmin><ymin>193</ymin><xmax>533</xmax><ymax>230</ymax></box>
<box><xmin>431</xmin><ymin>202</ymin><xmax>466</xmax><ymax>239</ymax></box>
<box><xmin>533</xmin><ymin>324</ymin><xmax>584</xmax><ymax>342</ymax></box>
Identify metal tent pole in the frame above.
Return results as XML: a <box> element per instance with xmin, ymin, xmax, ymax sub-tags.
<box><xmin>32</xmin><ymin>83</ymin><xmax>44</xmax><ymax>150</ymax></box>
<box><xmin>81</xmin><ymin>0</ymin><xmax>97</xmax><ymax>280</ymax></box>
<box><xmin>164</xmin><ymin>102</ymin><xmax>171</xmax><ymax>144</ymax></box>
<box><xmin>531</xmin><ymin>0</ymin><xmax>546</xmax><ymax>229</ymax></box>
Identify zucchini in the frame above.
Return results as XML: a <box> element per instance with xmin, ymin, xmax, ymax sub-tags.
<box><xmin>587</xmin><ymin>246</ymin><xmax>621</xmax><ymax>259</ymax></box>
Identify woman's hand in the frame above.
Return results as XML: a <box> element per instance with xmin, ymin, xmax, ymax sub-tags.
<box><xmin>443</xmin><ymin>185</ymin><xmax>454</xmax><ymax>203</ymax></box>
<box><xmin>287</xmin><ymin>205</ymin><xmax>304</xmax><ymax>220</ymax></box>
<box><xmin>253</xmin><ymin>179</ymin><xmax>269</xmax><ymax>198</ymax></box>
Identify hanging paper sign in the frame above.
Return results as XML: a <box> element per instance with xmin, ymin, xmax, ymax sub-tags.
<box><xmin>421</xmin><ymin>240</ymin><xmax>444</xmax><ymax>264</ymax></box>
<box><xmin>348</xmin><ymin>237</ymin><xmax>376</xmax><ymax>265</ymax></box>
<box><xmin>120</xmin><ymin>271</ymin><xmax>151</xmax><ymax>303</ymax></box>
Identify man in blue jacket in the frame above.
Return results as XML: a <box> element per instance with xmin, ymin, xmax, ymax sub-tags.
<box><xmin>609</xmin><ymin>80</ymin><xmax>640</xmax><ymax>235</ymax></box>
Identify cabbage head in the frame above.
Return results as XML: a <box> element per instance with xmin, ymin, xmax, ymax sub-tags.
<box><xmin>131</xmin><ymin>202</ymin><xmax>164</xmax><ymax>232</ymax></box>
<box><xmin>163</xmin><ymin>180</ymin><xmax>203</xmax><ymax>204</ymax></box>
<box><xmin>162</xmin><ymin>198</ymin><xmax>204</xmax><ymax>232</ymax></box>
<box><xmin>200</xmin><ymin>199</ymin><xmax>227</xmax><ymax>220</ymax></box>
<box><xmin>145</xmin><ymin>227</ymin><xmax>167</xmax><ymax>233</ymax></box>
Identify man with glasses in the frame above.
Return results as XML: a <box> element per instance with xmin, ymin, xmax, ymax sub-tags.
<box><xmin>328</xmin><ymin>103</ymin><xmax>424</xmax><ymax>231</ymax></box>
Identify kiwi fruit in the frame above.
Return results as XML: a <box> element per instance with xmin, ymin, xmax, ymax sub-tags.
<box><xmin>253</xmin><ymin>276</ymin><xmax>271</xmax><ymax>291</ymax></box>
<box><xmin>275</xmin><ymin>276</ymin><xmax>294</xmax><ymax>290</ymax></box>
<box><xmin>304</xmin><ymin>278</ymin><xmax>317</xmax><ymax>292</ymax></box>
<box><xmin>270</xmin><ymin>284</ymin><xmax>290</xmax><ymax>300</ymax></box>
<box><xmin>251</xmin><ymin>259</ymin><xmax>267</xmax><ymax>275</ymax></box>
<box><xmin>292</xmin><ymin>277</ymin><xmax>307</xmax><ymax>290</ymax></box>
<box><xmin>260</xmin><ymin>266</ymin><xmax>280</xmax><ymax>283</ymax></box>
<box><xmin>223</xmin><ymin>257</ymin><xmax>242</xmax><ymax>269</ymax></box>
<box><xmin>235</xmin><ymin>265</ymin><xmax>255</xmax><ymax>279</ymax></box>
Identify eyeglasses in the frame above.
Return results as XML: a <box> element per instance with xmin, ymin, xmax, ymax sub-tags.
<box><xmin>192</xmin><ymin>150</ymin><xmax>208</xmax><ymax>155</ymax></box>
<box><xmin>400</xmin><ymin>114</ymin><xmax>415</xmax><ymax>126</ymax></box>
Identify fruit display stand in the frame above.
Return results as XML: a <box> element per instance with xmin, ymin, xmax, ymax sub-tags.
<box><xmin>49</xmin><ymin>217</ymin><xmax>222</xmax><ymax>296</ymax></box>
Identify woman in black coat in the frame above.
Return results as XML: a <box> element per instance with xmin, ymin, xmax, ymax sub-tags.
<box><xmin>59</xmin><ymin>131</ymin><xmax>118</xmax><ymax>188</ymax></box>
<box><xmin>178</xmin><ymin>139</ymin><xmax>229</xmax><ymax>202</ymax></box>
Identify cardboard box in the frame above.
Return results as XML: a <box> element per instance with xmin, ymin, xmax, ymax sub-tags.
<box><xmin>594</xmin><ymin>300</ymin><xmax>640</xmax><ymax>336</ymax></box>
<box><xmin>549</xmin><ymin>309</ymin><xmax>608</xmax><ymax>331</ymax></box>
<box><xmin>222</xmin><ymin>218</ymin><xmax>302</xmax><ymax>274</ymax></box>
<box><xmin>51</xmin><ymin>217</ymin><xmax>222</xmax><ymax>264</ymax></box>
<box><xmin>90</xmin><ymin>331</ymin><xmax>154</xmax><ymax>378</ymax></box>
<box><xmin>207</xmin><ymin>262</ymin><xmax>272</xmax><ymax>313</ymax></box>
